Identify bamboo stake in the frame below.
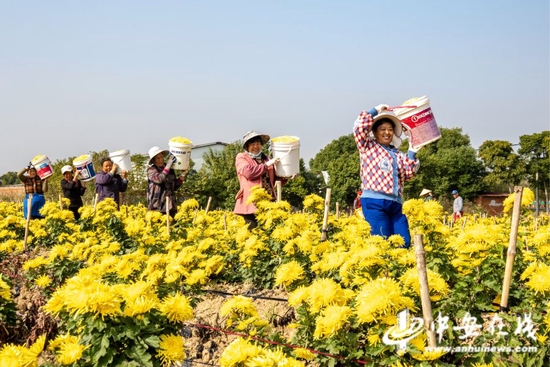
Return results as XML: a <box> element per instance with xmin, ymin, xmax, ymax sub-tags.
<box><xmin>275</xmin><ymin>181</ymin><xmax>282</xmax><ymax>202</ymax></box>
<box><xmin>23</xmin><ymin>194</ymin><xmax>33</xmax><ymax>251</ymax></box>
<box><xmin>93</xmin><ymin>193</ymin><xmax>99</xmax><ymax>212</ymax></box>
<box><xmin>500</xmin><ymin>186</ymin><xmax>523</xmax><ymax>312</ymax></box>
<box><xmin>414</xmin><ymin>234</ymin><xmax>436</xmax><ymax>349</ymax></box>
<box><xmin>320</xmin><ymin>188</ymin><xmax>331</xmax><ymax>242</ymax></box>
<box><xmin>59</xmin><ymin>193</ymin><xmax>63</xmax><ymax>210</ymax></box>
<box><xmin>223</xmin><ymin>211</ymin><xmax>227</xmax><ymax>232</ymax></box>
<box><xmin>166</xmin><ymin>196</ymin><xmax>170</xmax><ymax>236</ymax></box>
<box><xmin>335</xmin><ymin>202</ymin><xmax>340</xmax><ymax>219</ymax></box>
<box><xmin>205</xmin><ymin>196</ymin><xmax>213</xmax><ymax>214</ymax></box>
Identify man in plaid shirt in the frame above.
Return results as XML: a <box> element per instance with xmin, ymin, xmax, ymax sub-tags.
<box><xmin>354</xmin><ymin>104</ymin><xmax>419</xmax><ymax>248</ymax></box>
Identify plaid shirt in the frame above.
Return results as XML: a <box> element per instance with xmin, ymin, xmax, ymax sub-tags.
<box><xmin>18</xmin><ymin>168</ymin><xmax>48</xmax><ymax>194</ymax></box>
<box><xmin>353</xmin><ymin>110</ymin><xmax>418</xmax><ymax>199</ymax></box>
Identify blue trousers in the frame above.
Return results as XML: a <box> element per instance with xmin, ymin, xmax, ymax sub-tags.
<box><xmin>361</xmin><ymin>197</ymin><xmax>411</xmax><ymax>248</ymax></box>
<box><xmin>23</xmin><ymin>193</ymin><xmax>45</xmax><ymax>219</ymax></box>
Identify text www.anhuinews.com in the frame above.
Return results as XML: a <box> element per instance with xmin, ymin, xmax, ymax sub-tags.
<box><xmin>426</xmin><ymin>345</ymin><xmax>538</xmax><ymax>354</ymax></box>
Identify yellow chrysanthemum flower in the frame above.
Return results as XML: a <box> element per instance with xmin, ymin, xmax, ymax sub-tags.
<box><xmin>275</xmin><ymin>260</ymin><xmax>305</xmax><ymax>287</ymax></box>
<box><xmin>355</xmin><ymin>277</ymin><xmax>417</xmax><ymax>324</ymax></box>
<box><xmin>157</xmin><ymin>334</ymin><xmax>186</xmax><ymax>367</ymax></box>
<box><xmin>159</xmin><ymin>292</ymin><xmax>194</xmax><ymax>323</ymax></box>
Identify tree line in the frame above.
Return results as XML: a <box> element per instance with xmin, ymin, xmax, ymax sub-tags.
<box><xmin>1</xmin><ymin>128</ymin><xmax>548</xmax><ymax>215</ymax></box>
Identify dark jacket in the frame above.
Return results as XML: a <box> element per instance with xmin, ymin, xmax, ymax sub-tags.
<box><xmin>61</xmin><ymin>178</ymin><xmax>86</xmax><ymax>209</ymax></box>
<box><xmin>95</xmin><ymin>171</ymin><xmax>128</xmax><ymax>208</ymax></box>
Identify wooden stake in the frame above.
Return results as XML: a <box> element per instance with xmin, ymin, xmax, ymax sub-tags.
<box><xmin>205</xmin><ymin>196</ymin><xmax>213</xmax><ymax>214</ymax></box>
<box><xmin>59</xmin><ymin>193</ymin><xmax>63</xmax><ymax>210</ymax></box>
<box><xmin>275</xmin><ymin>181</ymin><xmax>282</xmax><ymax>202</ymax></box>
<box><xmin>335</xmin><ymin>202</ymin><xmax>340</xmax><ymax>219</ymax></box>
<box><xmin>166</xmin><ymin>196</ymin><xmax>170</xmax><ymax>236</ymax></box>
<box><xmin>223</xmin><ymin>211</ymin><xmax>227</xmax><ymax>232</ymax></box>
<box><xmin>93</xmin><ymin>193</ymin><xmax>99</xmax><ymax>212</ymax></box>
<box><xmin>320</xmin><ymin>188</ymin><xmax>331</xmax><ymax>242</ymax></box>
<box><xmin>23</xmin><ymin>194</ymin><xmax>33</xmax><ymax>251</ymax></box>
<box><xmin>500</xmin><ymin>186</ymin><xmax>523</xmax><ymax>312</ymax></box>
<box><xmin>414</xmin><ymin>234</ymin><xmax>437</xmax><ymax>349</ymax></box>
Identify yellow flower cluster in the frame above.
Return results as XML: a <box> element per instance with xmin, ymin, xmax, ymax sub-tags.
<box><xmin>169</xmin><ymin>136</ymin><xmax>192</xmax><ymax>144</ymax></box>
<box><xmin>272</xmin><ymin>135</ymin><xmax>299</xmax><ymax>143</ymax></box>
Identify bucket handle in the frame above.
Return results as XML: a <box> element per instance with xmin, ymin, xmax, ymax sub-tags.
<box><xmin>275</xmin><ymin>147</ymin><xmax>292</xmax><ymax>162</ymax></box>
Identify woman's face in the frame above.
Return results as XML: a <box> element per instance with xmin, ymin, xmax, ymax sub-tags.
<box><xmin>28</xmin><ymin>168</ymin><xmax>37</xmax><ymax>178</ymax></box>
<box><xmin>374</xmin><ymin>122</ymin><xmax>394</xmax><ymax>146</ymax></box>
<box><xmin>153</xmin><ymin>153</ymin><xmax>165</xmax><ymax>167</ymax></box>
<box><xmin>246</xmin><ymin>139</ymin><xmax>262</xmax><ymax>155</ymax></box>
<box><xmin>102</xmin><ymin>160</ymin><xmax>113</xmax><ymax>173</ymax></box>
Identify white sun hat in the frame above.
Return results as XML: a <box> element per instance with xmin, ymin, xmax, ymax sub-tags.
<box><xmin>148</xmin><ymin>146</ymin><xmax>169</xmax><ymax>165</ymax></box>
<box><xmin>61</xmin><ymin>165</ymin><xmax>73</xmax><ymax>174</ymax></box>
<box><xmin>241</xmin><ymin>131</ymin><xmax>271</xmax><ymax>150</ymax></box>
<box><xmin>420</xmin><ymin>189</ymin><xmax>432</xmax><ymax>196</ymax></box>
<box><xmin>372</xmin><ymin>111</ymin><xmax>404</xmax><ymax>148</ymax></box>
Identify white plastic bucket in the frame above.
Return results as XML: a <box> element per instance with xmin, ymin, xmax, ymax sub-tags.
<box><xmin>271</xmin><ymin>136</ymin><xmax>300</xmax><ymax>177</ymax></box>
<box><xmin>394</xmin><ymin>96</ymin><xmax>441</xmax><ymax>149</ymax></box>
<box><xmin>168</xmin><ymin>141</ymin><xmax>192</xmax><ymax>170</ymax></box>
<box><xmin>73</xmin><ymin>155</ymin><xmax>96</xmax><ymax>182</ymax></box>
<box><xmin>31</xmin><ymin>155</ymin><xmax>53</xmax><ymax>180</ymax></box>
<box><xmin>109</xmin><ymin>149</ymin><xmax>132</xmax><ymax>174</ymax></box>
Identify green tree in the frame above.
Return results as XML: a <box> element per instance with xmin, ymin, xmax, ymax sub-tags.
<box><xmin>403</xmin><ymin>127</ymin><xmax>487</xmax><ymax>207</ymax></box>
<box><xmin>517</xmin><ymin>131</ymin><xmax>550</xmax><ymax>206</ymax></box>
<box><xmin>309</xmin><ymin>134</ymin><xmax>360</xmax><ymax>210</ymax></box>
<box><xmin>477</xmin><ymin>140</ymin><xmax>525</xmax><ymax>193</ymax></box>
<box><xmin>0</xmin><ymin>172</ymin><xmax>19</xmax><ymax>185</ymax></box>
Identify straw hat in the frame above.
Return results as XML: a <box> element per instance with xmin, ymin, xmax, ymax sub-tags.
<box><xmin>420</xmin><ymin>189</ymin><xmax>432</xmax><ymax>197</ymax></box>
<box><xmin>242</xmin><ymin>131</ymin><xmax>270</xmax><ymax>150</ymax></box>
<box><xmin>61</xmin><ymin>165</ymin><xmax>73</xmax><ymax>174</ymax></box>
<box><xmin>148</xmin><ymin>146</ymin><xmax>169</xmax><ymax>165</ymax></box>
<box><xmin>372</xmin><ymin>111</ymin><xmax>403</xmax><ymax>148</ymax></box>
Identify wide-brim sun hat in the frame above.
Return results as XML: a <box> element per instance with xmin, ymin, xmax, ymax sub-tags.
<box><xmin>373</xmin><ymin>111</ymin><xmax>404</xmax><ymax>148</ymax></box>
<box><xmin>420</xmin><ymin>189</ymin><xmax>432</xmax><ymax>196</ymax></box>
<box><xmin>148</xmin><ymin>146</ymin><xmax>169</xmax><ymax>165</ymax></box>
<box><xmin>242</xmin><ymin>131</ymin><xmax>270</xmax><ymax>150</ymax></box>
<box><xmin>61</xmin><ymin>165</ymin><xmax>73</xmax><ymax>174</ymax></box>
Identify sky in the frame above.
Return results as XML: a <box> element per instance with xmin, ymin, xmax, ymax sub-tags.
<box><xmin>1</xmin><ymin>0</ymin><xmax>549</xmax><ymax>176</ymax></box>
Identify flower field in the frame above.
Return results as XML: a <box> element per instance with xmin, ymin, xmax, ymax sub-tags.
<box><xmin>0</xmin><ymin>187</ymin><xmax>549</xmax><ymax>366</ymax></box>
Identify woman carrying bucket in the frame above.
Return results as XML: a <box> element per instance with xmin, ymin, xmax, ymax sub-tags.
<box><xmin>354</xmin><ymin>104</ymin><xmax>420</xmax><ymax>248</ymax></box>
<box><xmin>17</xmin><ymin>164</ymin><xmax>49</xmax><ymax>219</ymax></box>
<box><xmin>95</xmin><ymin>157</ymin><xmax>129</xmax><ymax>210</ymax></box>
<box><xmin>60</xmin><ymin>165</ymin><xmax>86</xmax><ymax>220</ymax></box>
<box><xmin>146</xmin><ymin>146</ymin><xmax>187</xmax><ymax>218</ymax></box>
<box><xmin>234</xmin><ymin>130</ymin><xmax>285</xmax><ymax>230</ymax></box>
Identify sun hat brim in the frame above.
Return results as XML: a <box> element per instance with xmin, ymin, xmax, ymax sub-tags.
<box><xmin>242</xmin><ymin>131</ymin><xmax>271</xmax><ymax>150</ymax></box>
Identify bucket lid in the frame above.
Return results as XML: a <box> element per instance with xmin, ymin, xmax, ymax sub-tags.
<box><xmin>394</xmin><ymin>95</ymin><xmax>429</xmax><ymax>116</ymax></box>
<box><xmin>109</xmin><ymin>149</ymin><xmax>130</xmax><ymax>157</ymax></box>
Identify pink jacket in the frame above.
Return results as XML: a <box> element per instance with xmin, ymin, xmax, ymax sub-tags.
<box><xmin>234</xmin><ymin>152</ymin><xmax>277</xmax><ymax>215</ymax></box>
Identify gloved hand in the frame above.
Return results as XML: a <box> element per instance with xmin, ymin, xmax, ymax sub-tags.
<box><xmin>26</xmin><ymin>162</ymin><xmax>33</xmax><ymax>170</ymax></box>
<box><xmin>266</xmin><ymin>157</ymin><xmax>280</xmax><ymax>167</ymax></box>
<box><xmin>165</xmin><ymin>154</ymin><xmax>176</xmax><ymax>170</ymax></box>
<box><xmin>374</xmin><ymin>104</ymin><xmax>389</xmax><ymax>114</ymax></box>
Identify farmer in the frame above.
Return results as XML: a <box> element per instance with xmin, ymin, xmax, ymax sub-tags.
<box><xmin>146</xmin><ymin>146</ymin><xmax>187</xmax><ymax>218</ymax></box>
<box><xmin>60</xmin><ymin>165</ymin><xmax>86</xmax><ymax>220</ymax></box>
<box><xmin>420</xmin><ymin>188</ymin><xmax>434</xmax><ymax>202</ymax></box>
<box><xmin>452</xmin><ymin>189</ymin><xmax>463</xmax><ymax>220</ymax></box>
<box><xmin>95</xmin><ymin>157</ymin><xmax>129</xmax><ymax>209</ymax></box>
<box><xmin>353</xmin><ymin>104</ymin><xmax>420</xmax><ymax>248</ymax></box>
<box><xmin>18</xmin><ymin>164</ymin><xmax>49</xmax><ymax>219</ymax></box>
<box><xmin>234</xmin><ymin>130</ymin><xmax>283</xmax><ymax>230</ymax></box>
